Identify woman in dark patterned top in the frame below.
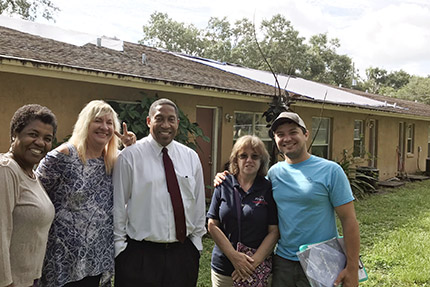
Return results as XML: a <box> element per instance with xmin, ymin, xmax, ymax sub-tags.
<box><xmin>37</xmin><ymin>100</ymin><xmax>135</xmax><ymax>287</ymax></box>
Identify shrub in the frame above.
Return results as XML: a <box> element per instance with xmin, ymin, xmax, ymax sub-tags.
<box><xmin>337</xmin><ymin>149</ymin><xmax>377</xmax><ymax>199</ymax></box>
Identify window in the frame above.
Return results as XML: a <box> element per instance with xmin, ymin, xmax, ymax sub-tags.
<box><xmin>407</xmin><ymin>124</ymin><xmax>414</xmax><ymax>154</ymax></box>
<box><xmin>428</xmin><ymin>126</ymin><xmax>430</xmax><ymax>158</ymax></box>
<box><xmin>311</xmin><ymin>117</ymin><xmax>331</xmax><ymax>159</ymax></box>
<box><xmin>234</xmin><ymin>112</ymin><xmax>273</xmax><ymax>154</ymax></box>
<box><xmin>353</xmin><ymin>120</ymin><xmax>365</xmax><ymax>157</ymax></box>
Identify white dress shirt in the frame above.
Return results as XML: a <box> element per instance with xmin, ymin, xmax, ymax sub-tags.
<box><xmin>113</xmin><ymin>135</ymin><xmax>206</xmax><ymax>257</ymax></box>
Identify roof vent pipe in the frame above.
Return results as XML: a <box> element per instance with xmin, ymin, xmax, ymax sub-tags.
<box><xmin>96</xmin><ymin>38</ymin><xmax>102</xmax><ymax>47</ymax></box>
<box><xmin>142</xmin><ymin>53</ymin><xmax>147</xmax><ymax>65</ymax></box>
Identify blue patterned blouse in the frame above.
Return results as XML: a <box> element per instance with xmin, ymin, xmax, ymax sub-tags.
<box><xmin>36</xmin><ymin>143</ymin><xmax>114</xmax><ymax>287</ymax></box>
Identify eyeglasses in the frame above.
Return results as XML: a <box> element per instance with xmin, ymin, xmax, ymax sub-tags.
<box><xmin>238</xmin><ymin>153</ymin><xmax>260</xmax><ymax>160</ymax></box>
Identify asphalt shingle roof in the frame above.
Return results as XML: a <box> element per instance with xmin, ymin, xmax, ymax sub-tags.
<box><xmin>339</xmin><ymin>87</ymin><xmax>430</xmax><ymax>118</ymax></box>
<box><xmin>1</xmin><ymin>25</ymin><xmax>429</xmax><ymax>119</ymax></box>
<box><xmin>0</xmin><ymin>26</ymin><xmax>275</xmax><ymax>97</ymax></box>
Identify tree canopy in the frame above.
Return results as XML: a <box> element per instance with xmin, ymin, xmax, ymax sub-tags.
<box><xmin>359</xmin><ymin>67</ymin><xmax>430</xmax><ymax>104</ymax></box>
<box><xmin>393</xmin><ymin>76</ymin><xmax>430</xmax><ymax>105</ymax></box>
<box><xmin>140</xmin><ymin>12</ymin><xmax>355</xmax><ymax>88</ymax></box>
<box><xmin>141</xmin><ymin>12</ymin><xmax>430</xmax><ymax>105</ymax></box>
<box><xmin>0</xmin><ymin>0</ymin><xmax>58</xmax><ymax>20</ymax></box>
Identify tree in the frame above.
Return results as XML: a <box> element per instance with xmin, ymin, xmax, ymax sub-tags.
<box><xmin>393</xmin><ymin>76</ymin><xmax>430</xmax><ymax>104</ymax></box>
<box><xmin>140</xmin><ymin>12</ymin><xmax>355</xmax><ymax>87</ymax></box>
<box><xmin>385</xmin><ymin>70</ymin><xmax>411</xmax><ymax>89</ymax></box>
<box><xmin>229</xmin><ymin>18</ymin><xmax>261</xmax><ymax>68</ymax></box>
<box><xmin>201</xmin><ymin>17</ymin><xmax>233</xmax><ymax>62</ymax></box>
<box><xmin>364</xmin><ymin>67</ymin><xmax>388</xmax><ymax>94</ymax></box>
<box><xmin>0</xmin><ymin>0</ymin><xmax>58</xmax><ymax>21</ymax></box>
<box><xmin>363</xmin><ymin>67</ymin><xmax>411</xmax><ymax>94</ymax></box>
<box><xmin>259</xmin><ymin>14</ymin><xmax>307</xmax><ymax>75</ymax></box>
<box><xmin>303</xmin><ymin>33</ymin><xmax>354</xmax><ymax>87</ymax></box>
<box><xmin>141</xmin><ymin>12</ymin><xmax>204</xmax><ymax>56</ymax></box>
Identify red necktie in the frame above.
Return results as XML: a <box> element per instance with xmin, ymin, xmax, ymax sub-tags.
<box><xmin>162</xmin><ymin>147</ymin><xmax>186</xmax><ymax>243</ymax></box>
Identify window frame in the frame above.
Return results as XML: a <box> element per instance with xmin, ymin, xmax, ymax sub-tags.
<box><xmin>427</xmin><ymin>125</ymin><xmax>430</xmax><ymax>158</ymax></box>
<box><xmin>311</xmin><ymin>117</ymin><xmax>331</xmax><ymax>159</ymax></box>
<box><xmin>233</xmin><ymin>111</ymin><xmax>273</xmax><ymax>153</ymax></box>
<box><xmin>353</xmin><ymin>120</ymin><xmax>365</xmax><ymax>158</ymax></box>
<box><xmin>407</xmin><ymin>123</ymin><xmax>415</xmax><ymax>154</ymax></box>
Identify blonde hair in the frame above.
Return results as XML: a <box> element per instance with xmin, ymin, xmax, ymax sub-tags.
<box><xmin>229</xmin><ymin>135</ymin><xmax>270</xmax><ymax>176</ymax></box>
<box><xmin>68</xmin><ymin>100</ymin><xmax>120</xmax><ymax>174</ymax></box>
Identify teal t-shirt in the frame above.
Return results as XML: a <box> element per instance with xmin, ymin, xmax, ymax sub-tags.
<box><xmin>268</xmin><ymin>155</ymin><xmax>354</xmax><ymax>261</ymax></box>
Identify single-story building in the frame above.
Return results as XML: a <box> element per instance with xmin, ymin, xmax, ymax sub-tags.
<box><xmin>1</xmin><ymin>15</ymin><xmax>429</xmax><ymax>196</ymax></box>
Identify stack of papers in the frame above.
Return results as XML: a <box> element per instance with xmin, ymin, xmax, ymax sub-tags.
<box><xmin>297</xmin><ymin>237</ymin><xmax>367</xmax><ymax>287</ymax></box>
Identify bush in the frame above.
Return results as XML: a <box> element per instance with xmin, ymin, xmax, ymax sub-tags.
<box><xmin>337</xmin><ymin>150</ymin><xmax>377</xmax><ymax>199</ymax></box>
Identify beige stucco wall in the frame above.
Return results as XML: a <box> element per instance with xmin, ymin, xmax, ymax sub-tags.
<box><xmin>166</xmin><ymin>92</ymin><xmax>270</xmax><ymax>172</ymax></box>
<box><xmin>2</xmin><ymin>71</ymin><xmax>429</xmax><ymax>181</ymax></box>
<box><xmin>289</xmin><ymin>106</ymin><xmax>429</xmax><ymax>180</ymax></box>
<box><xmin>1</xmin><ymin>72</ymin><xmax>148</xmax><ymax>151</ymax></box>
<box><xmin>0</xmin><ymin>71</ymin><xmax>269</xmax><ymax>176</ymax></box>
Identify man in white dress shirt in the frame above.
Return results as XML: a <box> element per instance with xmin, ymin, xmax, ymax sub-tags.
<box><xmin>113</xmin><ymin>98</ymin><xmax>206</xmax><ymax>287</ymax></box>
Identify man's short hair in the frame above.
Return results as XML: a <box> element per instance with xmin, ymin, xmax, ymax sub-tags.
<box><xmin>149</xmin><ymin>98</ymin><xmax>179</xmax><ymax>118</ymax></box>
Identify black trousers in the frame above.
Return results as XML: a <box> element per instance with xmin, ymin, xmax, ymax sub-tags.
<box><xmin>114</xmin><ymin>237</ymin><xmax>200</xmax><ymax>287</ymax></box>
<box><xmin>63</xmin><ymin>274</ymin><xmax>102</xmax><ymax>287</ymax></box>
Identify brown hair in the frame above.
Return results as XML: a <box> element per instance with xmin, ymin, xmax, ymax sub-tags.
<box><xmin>228</xmin><ymin>135</ymin><xmax>269</xmax><ymax>176</ymax></box>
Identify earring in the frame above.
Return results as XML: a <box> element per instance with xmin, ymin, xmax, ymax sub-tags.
<box><xmin>10</xmin><ymin>137</ymin><xmax>16</xmax><ymax>152</ymax></box>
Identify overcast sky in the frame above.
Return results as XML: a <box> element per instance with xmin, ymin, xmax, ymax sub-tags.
<box><xmin>34</xmin><ymin>0</ymin><xmax>430</xmax><ymax>78</ymax></box>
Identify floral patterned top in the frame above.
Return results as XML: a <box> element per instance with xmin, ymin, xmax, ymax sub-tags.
<box><xmin>36</xmin><ymin>143</ymin><xmax>114</xmax><ymax>287</ymax></box>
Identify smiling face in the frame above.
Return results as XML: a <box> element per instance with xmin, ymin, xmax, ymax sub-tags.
<box><xmin>237</xmin><ymin>146</ymin><xmax>261</xmax><ymax>178</ymax></box>
<box><xmin>273</xmin><ymin>122</ymin><xmax>310</xmax><ymax>164</ymax></box>
<box><xmin>87</xmin><ymin>113</ymin><xmax>114</xmax><ymax>149</ymax></box>
<box><xmin>11</xmin><ymin>119</ymin><xmax>54</xmax><ymax>171</ymax></box>
<box><xmin>147</xmin><ymin>104</ymin><xmax>179</xmax><ymax>146</ymax></box>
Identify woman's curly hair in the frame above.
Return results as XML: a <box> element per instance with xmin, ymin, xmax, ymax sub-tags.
<box><xmin>10</xmin><ymin>104</ymin><xmax>57</xmax><ymax>142</ymax></box>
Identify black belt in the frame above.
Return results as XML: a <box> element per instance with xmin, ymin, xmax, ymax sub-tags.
<box><xmin>127</xmin><ymin>236</ymin><xmax>186</xmax><ymax>249</ymax></box>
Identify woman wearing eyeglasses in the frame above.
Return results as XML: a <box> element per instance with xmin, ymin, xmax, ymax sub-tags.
<box><xmin>207</xmin><ymin>135</ymin><xmax>279</xmax><ymax>287</ymax></box>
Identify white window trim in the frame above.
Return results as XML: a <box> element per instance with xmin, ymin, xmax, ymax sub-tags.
<box><xmin>353</xmin><ymin>120</ymin><xmax>365</xmax><ymax>158</ymax></box>
<box><xmin>407</xmin><ymin>123</ymin><xmax>415</xmax><ymax>154</ymax></box>
<box><xmin>427</xmin><ymin>126</ymin><xmax>430</xmax><ymax>158</ymax></box>
<box><xmin>311</xmin><ymin>117</ymin><xmax>331</xmax><ymax>159</ymax></box>
<box><xmin>233</xmin><ymin>111</ymin><xmax>271</xmax><ymax>142</ymax></box>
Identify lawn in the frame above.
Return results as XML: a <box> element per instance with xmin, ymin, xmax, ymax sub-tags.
<box><xmin>197</xmin><ymin>180</ymin><xmax>430</xmax><ymax>286</ymax></box>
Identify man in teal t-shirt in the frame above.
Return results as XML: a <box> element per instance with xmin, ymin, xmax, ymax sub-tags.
<box><xmin>268</xmin><ymin>112</ymin><xmax>360</xmax><ymax>287</ymax></box>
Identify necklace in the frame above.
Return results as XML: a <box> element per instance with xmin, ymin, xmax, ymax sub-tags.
<box><xmin>24</xmin><ymin>169</ymin><xmax>36</xmax><ymax>179</ymax></box>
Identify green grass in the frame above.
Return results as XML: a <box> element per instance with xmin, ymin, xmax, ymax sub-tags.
<box><xmin>197</xmin><ymin>235</ymin><xmax>215</xmax><ymax>287</ymax></box>
<box><xmin>197</xmin><ymin>180</ymin><xmax>430</xmax><ymax>286</ymax></box>
<box><xmin>356</xmin><ymin>180</ymin><xmax>430</xmax><ymax>286</ymax></box>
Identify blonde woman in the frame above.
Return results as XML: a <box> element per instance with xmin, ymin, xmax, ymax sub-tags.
<box><xmin>37</xmin><ymin>100</ymin><xmax>135</xmax><ymax>287</ymax></box>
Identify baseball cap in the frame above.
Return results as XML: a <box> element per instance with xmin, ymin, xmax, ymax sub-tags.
<box><xmin>270</xmin><ymin>112</ymin><xmax>307</xmax><ymax>132</ymax></box>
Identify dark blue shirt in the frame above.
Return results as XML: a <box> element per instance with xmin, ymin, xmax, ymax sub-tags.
<box><xmin>207</xmin><ymin>174</ymin><xmax>278</xmax><ymax>276</ymax></box>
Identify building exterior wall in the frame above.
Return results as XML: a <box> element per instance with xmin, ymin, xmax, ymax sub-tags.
<box><xmin>288</xmin><ymin>105</ymin><xmax>429</xmax><ymax>180</ymax></box>
<box><xmin>0</xmin><ymin>72</ymin><xmax>146</xmax><ymax>151</ymax></box>
<box><xmin>2</xmin><ymin>71</ymin><xmax>429</xmax><ymax>182</ymax></box>
<box><xmin>0</xmin><ymin>72</ymin><xmax>270</xmax><ymax>180</ymax></box>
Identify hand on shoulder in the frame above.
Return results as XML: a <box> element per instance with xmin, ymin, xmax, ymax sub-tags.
<box><xmin>213</xmin><ymin>170</ymin><xmax>229</xmax><ymax>187</ymax></box>
<box><xmin>56</xmin><ymin>143</ymin><xmax>70</xmax><ymax>155</ymax></box>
